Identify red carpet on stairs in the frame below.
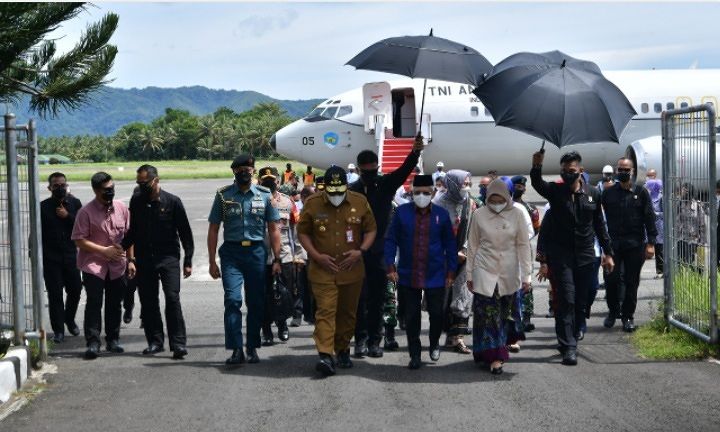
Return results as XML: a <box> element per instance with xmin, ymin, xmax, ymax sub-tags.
<box><xmin>381</xmin><ymin>137</ymin><xmax>417</xmax><ymax>189</ymax></box>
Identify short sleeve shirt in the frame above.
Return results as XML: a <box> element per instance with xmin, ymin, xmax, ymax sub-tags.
<box><xmin>208</xmin><ymin>183</ymin><xmax>279</xmax><ymax>242</ymax></box>
<box><xmin>71</xmin><ymin>199</ymin><xmax>129</xmax><ymax>280</ymax></box>
<box><xmin>297</xmin><ymin>191</ymin><xmax>377</xmax><ymax>285</ymax></box>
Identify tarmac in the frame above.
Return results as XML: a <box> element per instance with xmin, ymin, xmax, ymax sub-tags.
<box><xmin>1</xmin><ymin>176</ymin><xmax>719</xmax><ymax>431</ymax></box>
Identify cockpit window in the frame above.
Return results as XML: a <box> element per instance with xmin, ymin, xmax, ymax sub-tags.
<box><xmin>337</xmin><ymin>105</ymin><xmax>353</xmax><ymax>118</ymax></box>
<box><xmin>306</xmin><ymin>107</ymin><xmax>324</xmax><ymax>118</ymax></box>
<box><xmin>332</xmin><ymin>100</ymin><xmax>341</xmax><ymax>104</ymax></box>
<box><xmin>322</xmin><ymin>106</ymin><xmax>338</xmax><ymax>119</ymax></box>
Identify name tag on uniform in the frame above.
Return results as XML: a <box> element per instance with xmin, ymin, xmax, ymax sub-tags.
<box><xmin>346</xmin><ymin>227</ymin><xmax>354</xmax><ymax>243</ymax></box>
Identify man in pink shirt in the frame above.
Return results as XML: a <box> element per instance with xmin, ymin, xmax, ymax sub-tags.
<box><xmin>71</xmin><ymin>172</ymin><xmax>131</xmax><ymax>359</ymax></box>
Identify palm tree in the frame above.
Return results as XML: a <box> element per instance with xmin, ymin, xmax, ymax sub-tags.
<box><xmin>0</xmin><ymin>3</ymin><xmax>118</xmax><ymax>117</ymax></box>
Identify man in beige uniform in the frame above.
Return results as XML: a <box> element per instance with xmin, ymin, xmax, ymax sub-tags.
<box><xmin>298</xmin><ymin>165</ymin><xmax>377</xmax><ymax>376</ymax></box>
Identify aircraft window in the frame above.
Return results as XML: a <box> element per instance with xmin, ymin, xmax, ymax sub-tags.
<box><xmin>332</xmin><ymin>100</ymin><xmax>340</xmax><ymax>104</ymax></box>
<box><xmin>667</xmin><ymin>102</ymin><xmax>675</xmax><ymax>110</ymax></box>
<box><xmin>484</xmin><ymin>108</ymin><xmax>491</xmax><ymax>116</ymax></box>
<box><xmin>680</xmin><ymin>102</ymin><xmax>689</xmax><ymax>108</ymax></box>
<box><xmin>337</xmin><ymin>105</ymin><xmax>353</xmax><ymax>117</ymax></box>
<box><xmin>306</xmin><ymin>107</ymin><xmax>324</xmax><ymax>118</ymax></box>
<box><xmin>322</xmin><ymin>106</ymin><xmax>338</xmax><ymax>119</ymax></box>
<box><xmin>654</xmin><ymin>103</ymin><xmax>662</xmax><ymax>113</ymax></box>
<box><xmin>470</xmin><ymin>107</ymin><xmax>479</xmax><ymax>117</ymax></box>
<box><xmin>641</xmin><ymin>103</ymin><xmax>649</xmax><ymax>113</ymax></box>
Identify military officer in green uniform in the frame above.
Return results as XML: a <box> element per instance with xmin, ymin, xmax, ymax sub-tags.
<box><xmin>298</xmin><ymin>165</ymin><xmax>377</xmax><ymax>376</ymax></box>
<box><xmin>208</xmin><ymin>154</ymin><xmax>282</xmax><ymax>365</ymax></box>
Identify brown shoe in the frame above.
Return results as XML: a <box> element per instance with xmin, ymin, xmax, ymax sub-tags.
<box><xmin>454</xmin><ymin>338</ymin><xmax>471</xmax><ymax>354</ymax></box>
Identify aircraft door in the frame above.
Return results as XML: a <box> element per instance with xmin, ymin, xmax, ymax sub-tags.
<box><xmin>362</xmin><ymin>82</ymin><xmax>392</xmax><ymax>134</ymax></box>
<box><xmin>701</xmin><ymin>96</ymin><xmax>718</xmax><ymax>119</ymax></box>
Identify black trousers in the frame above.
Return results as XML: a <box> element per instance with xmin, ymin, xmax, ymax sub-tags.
<box><xmin>655</xmin><ymin>243</ymin><xmax>664</xmax><ymax>274</ymax></box>
<box><xmin>606</xmin><ymin>246</ymin><xmax>646</xmax><ymax>320</ymax></box>
<box><xmin>43</xmin><ymin>260</ymin><xmax>82</xmax><ymax>335</ymax></box>
<box><xmin>354</xmin><ymin>250</ymin><xmax>386</xmax><ymax>345</ymax></box>
<box><xmin>549</xmin><ymin>261</ymin><xmax>595</xmax><ymax>350</ymax></box>
<box><xmin>124</xmin><ymin>276</ymin><xmax>136</xmax><ymax>312</ymax></box>
<box><xmin>300</xmin><ymin>265</ymin><xmax>315</xmax><ymax>321</ymax></box>
<box><xmin>137</xmin><ymin>257</ymin><xmax>186</xmax><ymax>350</ymax></box>
<box><xmin>403</xmin><ymin>286</ymin><xmax>444</xmax><ymax>357</ymax></box>
<box><xmin>83</xmin><ymin>272</ymin><xmax>125</xmax><ymax>346</ymax></box>
<box><xmin>263</xmin><ymin>263</ymin><xmax>295</xmax><ymax>329</ymax></box>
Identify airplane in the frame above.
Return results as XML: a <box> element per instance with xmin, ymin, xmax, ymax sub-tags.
<box><xmin>271</xmin><ymin>69</ymin><xmax>720</xmax><ymax>183</ymax></box>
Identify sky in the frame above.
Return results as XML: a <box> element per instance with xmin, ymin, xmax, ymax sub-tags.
<box><xmin>50</xmin><ymin>1</ymin><xmax>720</xmax><ymax>100</ymax></box>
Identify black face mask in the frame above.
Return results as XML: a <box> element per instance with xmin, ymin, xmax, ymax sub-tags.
<box><xmin>512</xmin><ymin>189</ymin><xmax>525</xmax><ymax>199</ymax></box>
<box><xmin>616</xmin><ymin>172</ymin><xmax>631</xmax><ymax>183</ymax></box>
<box><xmin>261</xmin><ymin>180</ymin><xmax>277</xmax><ymax>193</ymax></box>
<box><xmin>102</xmin><ymin>187</ymin><xmax>115</xmax><ymax>204</ymax></box>
<box><xmin>561</xmin><ymin>172</ymin><xmax>580</xmax><ymax>185</ymax></box>
<box><xmin>235</xmin><ymin>171</ymin><xmax>252</xmax><ymax>186</ymax></box>
<box><xmin>52</xmin><ymin>187</ymin><xmax>67</xmax><ymax>200</ymax></box>
<box><xmin>360</xmin><ymin>169</ymin><xmax>378</xmax><ymax>183</ymax></box>
<box><xmin>139</xmin><ymin>180</ymin><xmax>154</xmax><ymax>198</ymax></box>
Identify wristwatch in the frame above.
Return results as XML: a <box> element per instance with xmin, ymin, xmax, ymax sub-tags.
<box><xmin>273</xmin><ymin>258</ymin><xmax>282</xmax><ymax>264</ymax></box>
<box><xmin>128</xmin><ymin>257</ymin><xmax>136</xmax><ymax>264</ymax></box>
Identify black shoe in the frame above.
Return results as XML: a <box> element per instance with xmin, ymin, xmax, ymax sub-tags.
<box><xmin>622</xmin><ymin>318</ymin><xmax>636</xmax><ymax>333</ymax></box>
<box><xmin>545</xmin><ymin>310</ymin><xmax>555</xmax><ymax>319</ymax></box>
<box><xmin>261</xmin><ymin>328</ymin><xmax>274</xmax><ymax>346</ymax></box>
<box><xmin>247</xmin><ymin>347</ymin><xmax>260</xmax><ymax>364</ymax></box>
<box><xmin>523</xmin><ymin>316</ymin><xmax>536</xmax><ymax>333</ymax></box>
<box><xmin>66</xmin><ymin>322</ymin><xmax>80</xmax><ymax>336</ymax></box>
<box><xmin>408</xmin><ymin>356</ymin><xmax>421</xmax><ymax>370</ymax></box>
<box><xmin>85</xmin><ymin>343</ymin><xmax>100</xmax><ymax>360</ymax></box>
<box><xmin>383</xmin><ymin>336</ymin><xmax>399</xmax><ymax>351</ymax></box>
<box><xmin>52</xmin><ymin>332</ymin><xmax>65</xmax><ymax>344</ymax></box>
<box><xmin>490</xmin><ymin>365</ymin><xmax>504</xmax><ymax>375</ymax></box>
<box><xmin>562</xmin><ymin>349</ymin><xmax>578</xmax><ymax>366</ymax></box>
<box><xmin>106</xmin><ymin>341</ymin><xmax>124</xmax><ymax>353</ymax></box>
<box><xmin>576</xmin><ymin>330</ymin><xmax>585</xmax><ymax>341</ymax></box>
<box><xmin>226</xmin><ymin>349</ymin><xmax>245</xmax><ymax>365</ymax></box>
<box><xmin>142</xmin><ymin>344</ymin><xmax>164</xmax><ymax>355</ymax></box>
<box><xmin>278</xmin><ymin>324</ymin><xmax>290</xmax><ymax>342</ymax></box>
<box><xmin>336</xmin><ymin>350</ymin><xmax>353</xmax><ymax>369</ymax></box>
<box><xmin>603</xmin><ymin>315</ymin><xmax>617</xmax><ymax>329</ymax></box>
<box><xmin>172</xmin><ymin>347</ymin><xmax>188</xmax><ymax>360</ymax></box>
<box><xmin>354</xmin><ymin>340</ymin><xmax>368</xmax><ymax>358</ymax></box>
<box><xmin>316</xmin><ymin>354</ymin><xmax>336</xmax><ymax>376</ymax></box>
<box><xmin>429</xmin><ymin>346</ymin><xmax>440</xmax><ymax>362</ymax></box>
<box><xmin>123</xmin><ymin>307</ymin><xmax>133</xmax><ymax>324</ymax></box>
<box><xmin>368</xmin><ymin>344</ymin><xmax>383</xmax><ymax>358</ymax></box>
<box><xmin>290</xmin><ymin>317</ymin><xmax>302</xmax><ymax>327</ymax></box>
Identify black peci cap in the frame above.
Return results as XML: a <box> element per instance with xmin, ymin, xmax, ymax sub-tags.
<box><xmin>231</xmin><ymin>154</ymin><xmax>255</xmax><ymax>169</ymax></box>
<box><xmin>413</xmin><ymin>174</ymin><xmax>433</xmax><ymax>187</ymax></box>
<box><xmin>511</xmin><ymin>175</ymin><xmax>527</xmax><ymax>185</ymax></box>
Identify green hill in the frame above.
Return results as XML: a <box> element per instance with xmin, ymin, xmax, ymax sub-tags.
<box><xmin>10</xmin><ymin>86</ymin><xmax>323</xmax><ymax>137</ymax></box>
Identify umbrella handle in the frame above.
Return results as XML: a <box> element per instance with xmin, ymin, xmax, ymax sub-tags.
<box><xmin>540</xmin><ymin>140</ymin><xmax>545</xmax><ymax>154</ymax></box>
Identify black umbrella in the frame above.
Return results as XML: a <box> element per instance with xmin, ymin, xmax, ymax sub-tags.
<box><xmin>473</xmin><ymin>50</ymin><xmax>636</xmax><ymax>148</ymax></box>
<box><xmin>347</xmin><ymin>30</ymin><xmax>492</xmax><ymax>134</ymax></box>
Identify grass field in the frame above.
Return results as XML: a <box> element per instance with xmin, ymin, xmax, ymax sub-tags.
<box><xmin>38</xmin><ymin>159</ymin><xmax>307</xmax><ymax>182</ymax></box>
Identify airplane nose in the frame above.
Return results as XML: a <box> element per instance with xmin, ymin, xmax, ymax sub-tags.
<box><xmin>270</xmin><ymin>133</ymin><xmax>276</xmax><ymax>151</ymax></box>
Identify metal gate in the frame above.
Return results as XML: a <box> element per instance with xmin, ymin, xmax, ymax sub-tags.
<box><xmin>0</xmin><ymin>113</ymin><xmax>47</xmax><ymax>358</ymax></box>
<box><xmin>662</xmin><ymin>103</ymin><xmax>718</xmax><ymax>343</ymax></box>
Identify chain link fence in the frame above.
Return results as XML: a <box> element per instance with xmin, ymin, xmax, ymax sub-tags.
<box><xmin>0</xmin><ymin>113</ymin><xmax>47</xmax><ymax>358</ymax></box>
<box><xmin>662</xmin><ymin>103</ymin><xmax>718</xmax><ymax>344</ymax></box>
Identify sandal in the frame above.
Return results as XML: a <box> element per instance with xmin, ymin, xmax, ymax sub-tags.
<box><xmin>490</xmin><ymin>361</ymin><xmax>504</xmax><ymax>375</ymax></box>
<box><xmin>507</xmin><ymin>343</ymin><xmax>520</xmax><ymax>353</ymax></box>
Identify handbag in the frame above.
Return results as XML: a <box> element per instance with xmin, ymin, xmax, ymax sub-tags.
<box><xmin>272</xmin><ymin>274</ymin><xmax>294</xmax><ymax>322</ymax></box>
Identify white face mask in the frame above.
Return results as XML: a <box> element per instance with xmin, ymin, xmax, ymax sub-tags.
<box><xmin>413</xmin><ymin>194</ymin><xmax>432</xmax><ymax>208</ymax></box>
<box><xmin>461</xmin><ymin>186</ymin><xmax>471</xmax><ymax>198</ymax></box>
<box><xmin>489</xmin><ymin>203</ymin><xmax>506</xmax><ymax>213</ymax></box>
<box><xmin>327</xmin><ymin>193</ymin><xmax>346</xmax><ymax>207</ymax></box>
